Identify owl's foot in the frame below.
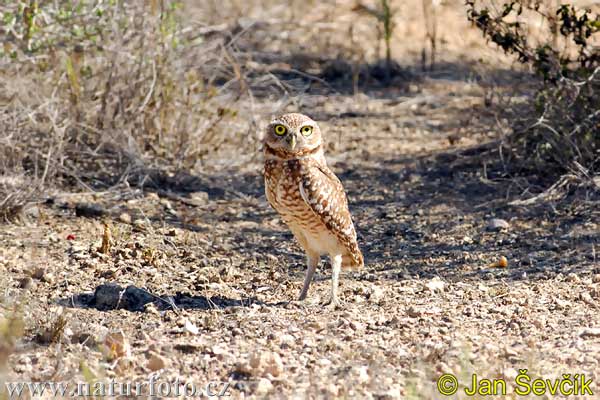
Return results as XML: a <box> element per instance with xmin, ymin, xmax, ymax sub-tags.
<box><xmin>284</xmin><ymin>298</ymin><xmax>319</xmax><ymax>310</ymax></box>
<box><xmin>281</xmin><ymin>299</ymin><xmax>307</xmax><ymax>310</ymax></box>
<box><xmin>323</xmin><ymin>296</ymin><xmax>343</xmax><ymax>310</ymax></box>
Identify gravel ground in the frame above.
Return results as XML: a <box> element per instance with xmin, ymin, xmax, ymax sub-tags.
<box><xmin>1</xmin><ymin>72</ymin><xmax>599</xmax><ymax>400</ymax></box>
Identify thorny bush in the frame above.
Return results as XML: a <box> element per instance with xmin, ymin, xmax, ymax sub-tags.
<box><xmin>466</xmin><ymin>1</ymin><xmax>599</xmax><ymax>179</ymax></box>
<box><xmin>0</xmin><ymin>1</ymin><xmax>247</xmax><ymax>217</ymax></box>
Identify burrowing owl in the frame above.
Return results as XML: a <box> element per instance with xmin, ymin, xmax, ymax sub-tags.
<box><xmin>263</xmin><ymin>113</ymin><xmax>363</xmax><ymax>306</ymax></box>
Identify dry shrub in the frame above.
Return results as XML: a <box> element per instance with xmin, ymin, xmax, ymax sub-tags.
<box><xmin>0</xmin><ymin>111</ymin><xmax>51</xmax><ymax>221</ymax></box>
<box><xmin>0</xmin><ymin>1</ymin><xmax>252</xmax><ymax>213</ymax></box>
<box><xmin>467</xmin><ymin>1</ymin><xmax>600</xmax><ymax>181</ymax></box>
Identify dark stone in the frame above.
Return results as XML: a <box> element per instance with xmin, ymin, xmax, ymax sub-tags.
<box><xmin>92</xmin><ymin>283</ymin><xmax>154</xmax><ymax>311</ymax></box>
<box><xmin>75</xmin><ymin>203</ymin><xmax>105</xmax><ymax>218</ymax></box>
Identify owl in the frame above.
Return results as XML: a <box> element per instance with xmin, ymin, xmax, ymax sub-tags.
<box><xmin>263</xmin><ymin>113</ymin><xmax>364</xmax><ymax>306</ymax></box>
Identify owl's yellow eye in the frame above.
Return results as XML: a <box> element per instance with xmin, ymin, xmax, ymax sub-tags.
<box><xmin>274</xmin><ymin>125</ymin><xmax>287</xmax><ymax>136</ymax></box>
<box><xmin>300</xmin><ymin>126</ymin><xmax>313</xmax><ymax>136</ymax></box>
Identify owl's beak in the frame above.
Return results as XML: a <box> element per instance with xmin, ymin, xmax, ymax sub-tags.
<box><xmin>287</xmin><ymin>134</ymin><xmax>297</xmax><ymax>150</ymax></box>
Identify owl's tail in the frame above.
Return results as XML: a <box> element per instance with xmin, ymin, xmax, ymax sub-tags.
<box><xmin>341</xmin><ymin>245</ymin><xmax>364</xmax><ymax>269</ymax></box>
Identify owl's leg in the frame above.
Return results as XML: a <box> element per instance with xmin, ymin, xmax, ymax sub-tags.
<box><xmin>298</xmin><ymin>253</ymin><xmax>319</xmax><ymax>300</ymax></box>
<box><xmin>328</xmin><ymin>254</ymin><xmax>342</xmax><ymax>307</ymax></box>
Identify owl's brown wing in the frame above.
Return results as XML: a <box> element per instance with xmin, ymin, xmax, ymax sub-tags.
<box><xmin>298</xmin><ymin>162</ymin><xmax>364</xmax><ymax>268</ymax></box>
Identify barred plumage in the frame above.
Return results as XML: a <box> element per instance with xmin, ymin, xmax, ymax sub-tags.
<box><xmin>263</xmin><ymin>113</ymin><xmax>363</xmax><ymax>306</ymax></box>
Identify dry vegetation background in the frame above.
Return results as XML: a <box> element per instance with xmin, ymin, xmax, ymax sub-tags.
<box><xmin>1</xmin><ymin>0</ymin><xmax>599</xmax><ymax>399</ymax></box>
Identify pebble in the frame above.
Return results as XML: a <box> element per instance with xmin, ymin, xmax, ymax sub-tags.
<box><xmin>253</xmin><ymin>378</ymin><xmax>273</xmax><ymax>395</ymax></box>
<box><xmin>133</xmin><ymin>219</ymin><xmax>147</xmax><ymax>231</ymax></box>
<box><xmin>190</xmin><ymin>191</ymin><xmax>209</xmax><ymax>205</ymax></box>
<box><xmin>369</xmin><ymin>286</ymin><xmax>385</xmax><ymax>304</ymax></box>
<box><xmin>184</xmin><ymin>319</ymin><xmax>200</xmax><ymax>335</ymax></box>
<box><xmin>425</xmin><ymin>277</ymin><xmax>445</xmax><ymax>292</ymax></box>
<box><xmin>249</xmin><ymin>351</ymin><xmax>283</xmax><ymax>377</ymax></box>
<box><xmin>30</xmin><ymin>266</ymin><xmax>45</xmax><ymax>280</ymax></box>
<box><xmin>279</xmin><ymin>334</ymin><xmax>295</xmax><ymax>348</ymax></box>
<box><xmin>75</xmin><ymin>203</ymin><xmax>105</xmax><ymax>218</ymax></box>
<box><xmin>146</xmin><ymin>353</ymin><xmax>168</xmax><ymax>371</ymax></box>
<box><xmin>407</xmin><ymin>306</ymin><xmax>421</xmax><ymax>318</ymax></box>
<box><xmin>159</xmin><ymin>198</ymin><xmax>173</xmax><ymax>209</ymax></box>
<box><xmin>18</xmin><ymin>276</ymin><xmax>33</xmax><ymax>289</ymax></box>
<box><xmin>92</xmin><ymin>283</ymin><xmax>155</xmax><ymax>311</ymax></box>
<box><xmin>579</xmin><ymin>328</ymin><xmax>600</xmax><ymax>338</ymax></box>
<box><xmin>566</xmin><ymin>273</ymin><xmax>580</xmax><ymax>283</ymax></box>
<box><xmin>24</xmin><ymin>206</ymin><xmax>40</xmax><ymax>219</ymax></box>
<box><xmin>118</xmin><ymin>213</ymin><xmax>132</xmax><ymax>224</ymax></box>
<box><xmin>41</xmin><ymin>273</ymin><xmax>55</xmax><ymax>284</ymax></box>
<box><xmin>487</xmin><ymin>218</ymin><xmax>509</xmax><ymax>231</ymax></box>
<box><xmin>103</xmin><ymin>332</ymin><xmax>130</xmax><ymax>359</ymax></box>
<box><xmin>318</xmin><ymin>358</ymin><xmax>332</xmax><ymax>367</ymax></box>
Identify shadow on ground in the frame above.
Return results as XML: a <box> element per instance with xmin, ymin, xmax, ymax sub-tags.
<box><xmin>57</xmin><ymin>283</ymin><xmax>264</xmax><ymax>312</ymax></box>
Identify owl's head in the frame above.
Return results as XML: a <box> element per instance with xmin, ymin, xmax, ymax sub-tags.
<box><xmin>264</xmin><ymin>113</ymin><xmax>322</xmax><ymax>155</ymax></box>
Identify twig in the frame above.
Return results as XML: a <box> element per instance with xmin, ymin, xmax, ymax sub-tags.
<box><xmin>138</xmin><ymin>59</ymin><xmax>157</xmax><ymax>112</ymax></box>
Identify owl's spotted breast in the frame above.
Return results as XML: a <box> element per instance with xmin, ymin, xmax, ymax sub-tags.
<box><xmin>264</xmin><ymin>156</ymin><xmax>363</xmax><ymax>268</ymax></box>
<box><xmin>265</xmin><ymin>159</ymin><xmax>323</xmax><ymax>234</ymax></box>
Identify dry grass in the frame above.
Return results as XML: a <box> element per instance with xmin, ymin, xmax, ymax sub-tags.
<box><xmin>0</xmin><ymin>1</ymin><xmax>258</xmax><ymax>216</ymax></box>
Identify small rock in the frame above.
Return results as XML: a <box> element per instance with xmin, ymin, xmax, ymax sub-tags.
<box><xmin>234</xmin><ymin>362</ymin><xmax>253</xmax><ymax>376</ymax></box>
<box><xmin>166</xmin><ymin>228</ymin><xmax>177</xmax><ymax>237</ymax></box>
<box><xmin>30</xmin><ymin>266</ymin><xmax>45</xmax><ymax>280</ymax></box>
<box><xmin>579</xmin><ymin>328</ymin><xmax>600</xmax><ymax>338</ymax></box>
<box><xmin>486</xmin><ymin>218</ymin><xmax>509</xmax><ymax>231</ymax></box>
<box><xmin>184</xmin><ymin>319</ymin><xmax>200</xmax><ymax>335</ymax></box>
<box><xmin>368</xmin><ymin>286</ymin><xmax>385</xmax><ymax>304</ymax></box>
<box><xmin>263</xmin><ymin>352</ymin><xmax>284</xmax><ymax>377</ymax></box>
<box><xmin>253</xmin><ymin>378</ymin><xmax>273</xmax><ymax>395</ymax></box>
<box><xmin>118</xmin><ymin>213</ymin><xmax>132</xmax><ymax>224</ymax></box>
<box><xmin>41</xmin><ymin>272</ymin><xmax>55</xmax><ymax>284</ymax></box>
<box><xmin>188</xmin><ymin>191</ymin><xmax>209</xmax><ymax>206</ymax></box>
<box><xmin>92</xmin><ymin>283</ymin><xmax>154</xmax><ymax>311</ymax></box>
<box><xmin>159</xmin><ymin>198</ymin><xmax>173</xmax><ymax>209</ymax></box>
<box><xmin>462</xmin><ymin>235</ymin><xmax>474</xmax><ymax>244</ymax></box>
<box><xmin>103</xmin><ymin>332</ymin><xmax>130</xmax><ymax>360</ymax></box>
<box><xmin>318</xmin><ymin>358</ymin><xmax>332</xmax><ymax>367</ymax></box>
<box><xmin>592</xmin><ymin>274</ymin><xmax>600</xmax><ymax>283</ymax></box>
<box><xmin>24</xmin><ymin>206</ymin><xmax>40</xmax><ymax>219</ymax></box>
<box><xmin>18</xmin><ymin>276</ymin><xmax>33</xmax><ymax>289</ymax></box>
<box><xmin>211</xmin><ymin>345</ymin><xmax>228</xmax><ymax>359</ymax></box>
<box><xmin>355</xmin><ymin>366</ymin><xmax>370</xmax><ymax>384</ymax></box>
<box><xmin>407</xmin><ymin>306</ymin><xmax>421</xmax><ymax>318</ymax></box>
<box><xmin>146</xmin><ymin>352</ymin><xmax>168</xmax><ymax>371</ymax></box>
<box><xmin>323</xmin><ymin>383</ymin><xmax>339</xmax><ymax>397</ymax></box>
<box><xmin>133</xmin><ymin>219</ymin><xmax>147</xmax><ymax>231</ymax></box>
<box><xmin>408</xmin><ymin>174</ymin><xmax>421</xmax><ymax>184</ymax></box>
<box><xmin>566</xmin><ymin>273</ymin><xmax>580</xmax><ymax>283</ymax></box>
<box><xmin>144</xmin><ymin>303</ymin><xmax>160</xmax><ymax>315</ymax></box>
<box><xmin>279</xmin><ymin>334</ymin><xmax>295</xmax><ymax>348</ymax></box>
<box><xmin>425</xmin><ymin>277</ymin><xmax>445</xmax><ymax>293</ymax></box>
<box><xmin>554</xmin><ymin>298</ymin><xmax>569</xmax><ymax>309</ymax></box>
<box><xmin>580</xmin><ymin>292</ymin><xmax>594</xmax><ymax>306</ymax></box>
<box><xmin>71</xmin><ymin>332</ymin><xmax>97</xmax><ymax>347</ymax></box>
<box><xmin>75</xmin><ymin>203</ymin><xmax>105</xmax><ymax>218</ymax></box>
<box><xmin>249</xmin><ymin>351</ymin><xmax>284</xmax><ymax>377</ymax></box>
